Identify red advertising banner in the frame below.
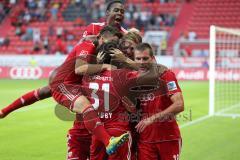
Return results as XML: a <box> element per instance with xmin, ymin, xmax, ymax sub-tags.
<box><xmin>0</xmin><ymin>66</ymin><xmax>240</xmax><ymax>81</ymax></box>
<box><xmin>0</xmin><ymin>66</ymin><xmax>55</xmax><ymax>79</ymax></box>
<box><xmin>172</xmin><ymin>68</ymin><xmax>240</xmax><ymax>81</ymax></box>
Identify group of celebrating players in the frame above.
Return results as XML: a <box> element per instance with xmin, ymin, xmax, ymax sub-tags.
<box><xmin>0</xmin><ymin>1</ymin><xmax>184</xmax><ymax>160</ymax></box>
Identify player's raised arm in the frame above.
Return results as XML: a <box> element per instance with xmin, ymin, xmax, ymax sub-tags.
<box><xmin>0</xmin><ymin>86</ymin><xmax>51</xmax><ymax>118</ymax></box>
<box><xmin>75</xmin><ymin>54</ymin><xmax>116</xmax><ymax>75</ymax></box>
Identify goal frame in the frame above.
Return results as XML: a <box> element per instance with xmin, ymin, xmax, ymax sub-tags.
<box><xmin>209</xmin><ymin>25</ymin><xmax>240</xmax><ymax>116</ymax></box>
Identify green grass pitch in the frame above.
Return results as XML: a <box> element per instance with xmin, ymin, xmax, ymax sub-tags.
<box><xmin>0</xmin><ymin>79</ymin><xmax>239</xmax><ymax>160</ymax></box>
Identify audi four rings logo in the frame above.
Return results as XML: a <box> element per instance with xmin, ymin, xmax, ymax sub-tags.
<box><xmin>139</xmin><ymin>93</ymin><xmax>155</xmax><ymax>101</ymax></box>
<box><xmin>10</xmin><ymin>67</ymin><xmax>42</xmax><ymax>79</ymax></box>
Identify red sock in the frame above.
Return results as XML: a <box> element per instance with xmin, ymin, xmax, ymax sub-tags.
<box><xmin>82</xmin><ymin>106</ymin><xmax>111</xmax><ymax>146</ymax></box>
<box><xmin>2</xmin><ymin>89</ymin><xmax>40</xmax><ymax>116</ymax></box>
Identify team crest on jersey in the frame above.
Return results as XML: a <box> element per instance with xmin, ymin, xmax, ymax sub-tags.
<box><xmin>79</xmin><ymin>50</ymin><xmax>88</xmax><ymax>55</ymax></box>
<box><xmin>167</xmin><ymin>81</ymin><xmax>177</xmax><ymax>91</ymax></box>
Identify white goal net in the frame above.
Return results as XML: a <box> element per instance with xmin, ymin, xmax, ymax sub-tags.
<box><xmin>209</xmin><ymin>25</ymin><xmax>240</xmax><ymax>117</ymax></box>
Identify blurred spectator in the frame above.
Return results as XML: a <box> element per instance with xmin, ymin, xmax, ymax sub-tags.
<box><xmin>23</xmin><ymin>10</ymin><xmax>31</xmax><ymax>24</ymax></box>
<box><xmin>66</xmin><ymin>43</ymin><xmax>74</xmax><ymax>53</ymax></box>
<box><xmin>0</xmin><ymin>36</ymin><xmax>10</xmax><ymax>47</ymax></box>
<box><xmin>0</xmin><ymin>3</ymin><xmax>5</xmax><ymax>23</ymax></box>
<box><xmin>33</xmin><ymin>28</ymin><xmax>41</xmax><ymax>43</ymax></box>
<box><xmin>48</xmin><ymin>24</ymin><xmax>55</xmax><ymax>37</ymax></box>
<box><xmin>165</xmin><ymin>14</ymin><xmax>175</xmax><ymax>26</ymax></box>
<box><xmin>55</xmin><ymin>37</ymin><xmax>66</xmax><ymax>55</ymax></box>
<box><xmin>56</xmin><ymin>27</ymin><xmax>63</xmax><ymax>37</ymax></box>
<box><xmin>15</xmin><ymin>26</ymin><xmax>25</xmax><ymax>36</ymax></box>
<box><xmin>159</xmin><ymin>39</ymin><xmax>167</xmax><ymax>55</ymax></box>
<box><xmin>188</xmin><ymin>31</ymin><xmax>197</xmax><ymax>41</ymax></box>
<box><xmin>147</xmin><ymin>0</ymin><xmax>154</xmax><ymax>3</ymax></box>
<box><xmin>27</xmin><ymin>0</ymin><xmax>37</xmax><ymax>10</ymax></box>
<box><xmin>0</xmin><ymin>1</ymin><xmax>13</xmax><ymax>23</ymax></box>
<box><xmin>33</xmin><ymin>41</ymin><xmax>41</xmax><ymax>53</ymax></box>
<box><xmin>64</xmin><ymin>30</ymin><xmax>75</xmax><ymax>41</ymax></box>
<box><xmin>50</xmin><ymin>2</ymin><xmax>60</xmax><ymax>21</ymax></box>
<box><xmin>10</xmin><ymin>0</ymin><xmax>17</xmax><ymax>5</ymax></box>
<box><xmin>43</xmin><ymin>36</ymin><xmax>50</xmax><ymax>54</ymax></box>
<box><xmin>21</xmin><ymin>27</ymin><xmax>33</xmax><ymax>41</ymax></box>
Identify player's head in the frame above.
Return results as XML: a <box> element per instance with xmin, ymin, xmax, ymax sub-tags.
<box><xmin>119</xmin><ymin>30</ymin><xmax>142</xmax><ymax>60</ymax></box>
<box><xmin>134</xmin><ymin>43</ymin><xmax>155</xmax><ymax>72</ymax></box>
<box><xmin>95</xmin><ymin>26</ymin><xmax>122</xmax><ymax>64</ymax></box>
<box><xmin>105</xmin><ymin>0</ymin><xmax>124</xmax><ymax>27</ymax></box>
<box><xmin>97</xmin><ymin>41</ymin><xmax>119</xmax><ymax>64</ymax></box>
<box><xmin>96</xmin><ymin>25</ymin><xmax>123</xmax><ymax>46</ymax></box>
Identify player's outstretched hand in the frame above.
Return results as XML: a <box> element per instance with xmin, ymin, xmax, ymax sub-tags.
<box><xmin>135</xmin><ymin>116</ymin><xmax>154</xmax><ymax>133</ymax></box>
<box><xmin>0</xmin><ymin>110</ymin><xmax>6</xmax><ymax>119</ymax></box>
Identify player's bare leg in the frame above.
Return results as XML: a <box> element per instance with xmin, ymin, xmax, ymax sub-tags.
<box><xmin>72</xmin><ymin>96</ymin><xmax>129</xmax><ymax>155</ymax></box>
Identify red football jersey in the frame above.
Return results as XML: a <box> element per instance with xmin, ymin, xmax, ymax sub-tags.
<box><xmin>82</xmin><ymin>22</ymin><xmax>127</xmax><ymax>38</ymax></box>
<box><xmin>69</xmin><ymin>21</ymin><xmax>127</xmax><ymax>131</ymax></box>
<box><xmin>50</xmin><ymin>41</ymin><xmax>96</xmax><ymax>130</ymax></box>
<box><xmin>139</xmin><ymin>70</ymin><xmax>182</xmax><ymax>143</ymax></box>
<box><xmin>81</xmin><ymin>69</ymin><xmax>133</xmax><ymax>130</ymax></box>
<box><xmin>50</xmin><ymin>40</ymin><xmax>96</xmax><ymax>88</ymax></box>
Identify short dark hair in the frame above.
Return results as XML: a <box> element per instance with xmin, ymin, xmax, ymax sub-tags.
<box><xmin>99</xmin><ymin>25</ymin><xmax>123</xmax><ymax>39</ymax></box>
<box><xmin>106</xmin><ymin>0</ymin><xmax>123</xmax><ymax>11</ymax></box>
<box><xmin>135</xmin><ymin>43</ymin><xmax>154</xmax><ymax>57</ymax></box>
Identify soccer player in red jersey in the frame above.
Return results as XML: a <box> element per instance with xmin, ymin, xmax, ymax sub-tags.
<box><xmin>83</xmin><ymin>0</ymin><xmax>126</xmax><ymax>38</ymax></box>
<box><xmin>78</xmin><ymin>48</ymin><xmax>142</xmax><ymax>160</ymax></box>
<box><xmin>0</xmin><ymin>1</ymin><xmax>127</xmax><ymax>159</ymax></box>
<box><xmin>50</xmin><ymin>25</ymin><xmax>133</xmax><ymax>156</ymax></box>
<box><xmin>132</xmin><ymin>43</ymin><xmax>184</xmax><ymax>160</ymax></box>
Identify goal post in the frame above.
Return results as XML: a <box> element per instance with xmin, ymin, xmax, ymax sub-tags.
<box><xmin>209</xmin><ymin>25</ymin><xmax>240</xmax><ymax>117</ymax></box>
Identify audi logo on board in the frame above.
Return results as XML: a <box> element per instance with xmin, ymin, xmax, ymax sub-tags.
<box><xmin>10</xmin><ymin>66</ymin><xmax>43</xmax><ymax>79</ymax></box>
<box><xmin>139</xmin><ymin>93</ymin><xmax>155</xmax><ymax>101</ymax></box>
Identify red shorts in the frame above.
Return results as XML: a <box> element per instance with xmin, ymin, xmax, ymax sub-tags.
<box><xmin>90</xmin><ymin>128</ymin><xmax>133</xmax><ymax>160</ymax></box>
<box><xmin>138</xmin><ymin>139</ymin><xmax>182</xmax><ymax>160</ymax></box>
<box><xmin>52</xmin><ymin>83</ymin><xmax>83</xmax><ymax>110</ymax></box>
<box><xmin>67</xmin><ymin>128</ymin><xmax>91</xmax><ymax>160</ymax></box>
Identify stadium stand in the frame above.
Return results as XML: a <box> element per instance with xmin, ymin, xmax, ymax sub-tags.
<box><xmin>0</xmin><ymin>0</ymin><xmax>240</xmax><ymax>55</ymax></box>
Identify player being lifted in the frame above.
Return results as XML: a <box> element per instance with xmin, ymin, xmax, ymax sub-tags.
<box><xmin>0</xmin><ymin>0</ymin><xmax>126</xmax><ymax>119</ymax></box>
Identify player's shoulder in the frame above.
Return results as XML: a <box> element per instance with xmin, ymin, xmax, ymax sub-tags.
<box><xmin>86</xmin><ymin>22</ymin><xmax>105</xmax><ymax>30</ymax></box>
<box><xmin>83</xmin><ymin>22</ymin><xmax>105</xmax><ymax>37</ymax></box>
<box><xmin>155</xmin><ymin>64</ymin><xmax>169</xmax><ymax>75</ymax></box>
<box><xmin>90</xmin><ymin>22</ymin><xmax>105</xmax><ymax>26</ymax></box>
<box><xmin>160</xmin><ymin>67</ymin><xmax>177</xmax><ymax>80</ymax></box>
<box><xmin>75</xmin><ymin>40</ymin><xmax>94</xmax><ymax>49</ymax></box>
<box><xmin>75</xmin><ymin>41</ymin><xmax>95</xmax><ymax>56</ymax></box>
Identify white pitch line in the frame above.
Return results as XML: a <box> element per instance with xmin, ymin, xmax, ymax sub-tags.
<box><xmin>217</xmin><ymin>103</ymin><xmax>240</xmax><ymax>114</ymax></box>
<box><xmin>180</xmin><ymin>115</ymin><xmax>212</xmax><ymax>129</ymax></box>
<box><xmin>215</xmin><ymin>113</ymin><xmax>240</xmax><ymax>118</ymax></box>
<box><xmin>180</xmin><ymin>103</ymin><xmax>240</xmax><ymax>128</ymax></box>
